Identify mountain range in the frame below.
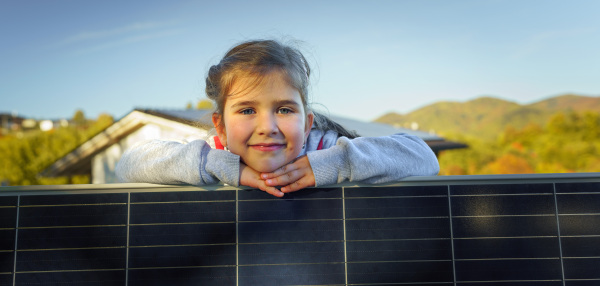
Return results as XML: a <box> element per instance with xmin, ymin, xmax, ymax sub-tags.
<box><xmin>374</xmin><ymin>94</ymin><xmax>600</xmax><ymax>139</ymax></box>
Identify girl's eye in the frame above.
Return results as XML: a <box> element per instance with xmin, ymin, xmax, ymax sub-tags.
<box><xmin>278</xmin><ymin>108</ymin><xmax>293</xmax><ymax>114</ymax></box>
<box><xmin>240</xmin><ymin>109</ymin><xmax>255</xmax><ymax>115</ymax></box>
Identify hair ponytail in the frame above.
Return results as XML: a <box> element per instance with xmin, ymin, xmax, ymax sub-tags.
<box><xmin>312</xmin><ymin>112</ymin><xmax>359</xmax><ymax>139</ymax></box>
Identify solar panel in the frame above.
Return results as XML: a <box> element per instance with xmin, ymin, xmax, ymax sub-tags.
<box><xmin>0</xmin><ymin>175</ymin><xmax>599</xmax><ymax>285</ymax></box>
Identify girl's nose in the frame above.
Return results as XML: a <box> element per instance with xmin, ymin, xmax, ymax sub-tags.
<box><xmin>257</xmin><ymin>113</ymin><xmax>278</xmax><ymax>135</ymax></box>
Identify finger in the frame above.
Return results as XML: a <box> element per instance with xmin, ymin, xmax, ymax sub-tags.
<box><xmin>261</xmin><ymin>163</ymin><xmax>296</xmax><ymax>180</ymax></box>
<box><xmin>260</xmin><ymin>185</ymin><xmax>284</xmax><ymax>197</ymax></box>
<box><xmin>281</xmin><ymin>176</ymin><xmax>316</xmax><ymax>193</ymax></box>
<box><xmin>264</xmin><ymin>169</ymin><xmax>303</xmax><ymax>187</ymax></box>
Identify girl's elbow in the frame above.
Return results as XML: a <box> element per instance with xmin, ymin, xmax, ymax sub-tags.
<box><xmin>115</xmin><ymin>162</ymin><xmax>131</xmax><ymax>183</ymax></box>
<box><xmin>428</xmin><ymin>163</ymin><xmax>441</xmax><ymax>176</ymax></box>
<box><xmin>418</xmin><ymin>151</ymin><xmax>440</xmax><ymax>176</ymax></box>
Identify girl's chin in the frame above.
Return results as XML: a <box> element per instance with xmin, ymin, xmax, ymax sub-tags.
<box><xmin>245</xmin><ymin>161</ymin><xmax>289</xmax><ymax>173</ymax></box>
<box><xmin>249</xmin><ymin>165</ymin><xmax>279</xmax><ymax>173</ymax></box>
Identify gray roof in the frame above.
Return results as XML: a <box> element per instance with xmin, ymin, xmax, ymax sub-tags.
<box><xmin>137</xmin><ymin>108</ymin><xmax>213</xmax><ymax>128</ymax></box>
<box><xmin>328</xmin><ymin>115</ymin><xmax>442</xmax><ymax>141</ymax></box>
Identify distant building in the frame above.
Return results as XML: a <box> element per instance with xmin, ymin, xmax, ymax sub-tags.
<box><xmin>42</xmin><ymin>109</ymin><xmax>466</xmax><ymax>184</ymax></box>
<box><xmin>0</xmin><ymin>113</ymin><xmax>25</xmax><ymax>132</ymax></box>
<box><xmin>0</xmin><ymin>113</ymin><xmax>72</xmax><ymax>134</ymax></box>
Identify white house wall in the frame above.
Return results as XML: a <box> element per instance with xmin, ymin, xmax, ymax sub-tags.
<box><xmin>92</xmin><ymin>122</ymin><xmax>209</xmax><ymax>184</ymax></box>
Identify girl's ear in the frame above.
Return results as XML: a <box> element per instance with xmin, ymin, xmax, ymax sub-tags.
<box><xmin>304</xmin><ymin>112</ymin><xmax>314</xmax><ymax>139</ymax></box>
<box><xmin>211</xmin><ymin>113</ymin><xmax>227</xmax><ymax>147</ymax></box>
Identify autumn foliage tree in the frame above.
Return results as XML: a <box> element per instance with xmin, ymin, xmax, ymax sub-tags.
<box><xmin>438</xmin><ymin>111</ymin><xmax>600</xmax><ymax>175</ymax></box>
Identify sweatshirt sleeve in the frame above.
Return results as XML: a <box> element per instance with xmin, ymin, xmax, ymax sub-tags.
<box><xmin>115</xmin><ymin>139</ymin><xmax>241</xmax><ymax>186</ymax></box>
<box><xmin>306</xmin><ymin>133</ymin><xmax>440</xmax><ymax>186</ymax></box>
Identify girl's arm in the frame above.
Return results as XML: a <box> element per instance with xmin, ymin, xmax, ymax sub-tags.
<box><xmin>262</xmin><ymin>132</ymin><xmax>440</xmax><ymax>191</ymax></box>
<box><xmin>307</xmin><ymin>132</ymin><xmax>440</xmax><ymax>186</ymax></box>
<box><xmin>115</xmin><ymin>139</ymin><xmax>241</xmax><ymax>186</ymax></box>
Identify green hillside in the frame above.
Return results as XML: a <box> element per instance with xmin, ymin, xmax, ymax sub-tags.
<box><xmin>528</xmin><ymin>94</ymin><xmax>600</xmax><ymax>112</ymax></box>
<box><xmin>375</xmin><ymin>94</ymin><xmax>600</xmax><ymax>139</ymax></box>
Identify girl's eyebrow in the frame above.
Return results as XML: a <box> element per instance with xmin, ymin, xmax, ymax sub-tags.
<box><xmin>230</xmin><ymin>100</ymin><xmax>257</xmax><ymax>109</ymax></box>
<box><xmin>231</xmin><ymin>99</ymin><xmax>301</xmax><ymax>109</ymax></box>
<box><xmin>274</xmin><ymin>99</ymin><xmax>301</xmax><ymax>107</ymax></box>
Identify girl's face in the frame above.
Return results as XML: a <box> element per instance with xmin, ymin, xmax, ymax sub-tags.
<box><xmin>212</xmin><ymin>71</ymin><xmax>314</xmax><ymax>173</ymax></box>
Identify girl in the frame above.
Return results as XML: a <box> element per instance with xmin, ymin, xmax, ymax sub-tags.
<box><xmin>116</xmin><ymin>39</ymin><xmax>439</xmax><ymax>197</ymax></box>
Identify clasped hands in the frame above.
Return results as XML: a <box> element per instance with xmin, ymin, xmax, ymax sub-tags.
<box><xmin>239</xmin><ymin>155</ymin><xmax>315</xmax><ymax>197</ymax></box>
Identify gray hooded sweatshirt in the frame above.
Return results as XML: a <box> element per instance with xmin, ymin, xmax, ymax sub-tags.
<box><xmin>116</xmin><ymin>129</ymin><xmax>440</xmax><ymax>187</ymax></box>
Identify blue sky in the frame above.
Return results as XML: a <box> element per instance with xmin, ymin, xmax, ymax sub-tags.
<box><xmin>1</xmin><ymin>0</ymin><xmax>599</xmax><ymax>122</ymax></box>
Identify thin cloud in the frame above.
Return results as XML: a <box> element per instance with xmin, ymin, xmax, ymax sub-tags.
<box><xmin>75</xmin><ymin>29</ymin><xmax>183</xmax><ymax>55</ymax></box>
<box><xmin>48</xmin><ymin>21</ymin><xmax>180</xmax><ymax>51</ymax></box>
<box><xmin>63</xmin><ymin>22</ymin><xmax>166</xmax><ymax>45</ymax></box>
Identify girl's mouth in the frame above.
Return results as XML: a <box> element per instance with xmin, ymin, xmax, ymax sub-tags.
<box><xmin>250</xmin><ymin>143</ymin><xmax>285</xmax><ymax>152</ymax></box>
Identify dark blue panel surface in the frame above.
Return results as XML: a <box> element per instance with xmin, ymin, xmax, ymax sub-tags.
<box><xmin>0</xmin><ymin>197</ymin><xmax>17</xmax><ymax>207</ymax></box>
<box><xmin>238</xmin><ymin>198</ymin><xmax>342</xmax><ymax>221</ymax></box>
<box><xmin>556</xmin><ymin>182</ymin><xmax>600</xmax><ymax>193</ymax></box>
<box><xmin>453</xmin><ymin>237</ymin><xmax>560</xmax><ymax>259</ymax></box>
<box><xmin>18</xmin><ymin>204</ymin><xmax>127</xmax><ymax>227</ymax></box>
<box><xmin>561</xmin><ymin>236</ymin><xmax>600</xmax><ymax>257</ymax></box>
<box><xmin>344</xmin><ymin>185</ymin><xmax>448</xmax><ymax>197</ymax></box>
<box><xmin>0</xmin><ymin>252</ymin><xmax>13</xmax><ymax>274</ymax></box>
<box><xmin>0</xmin><ymin>274</ymin><xmax>11</xmax><ymax>286</ymax></box>
<box><xmin>16</xmin><ymin>248</ymin><xmax>126</xmax><ymax>272</ymax></box>
<box><xmin>15</xmin><ymin>270</ymin><xmax>126</xmax><ymax>286</ymax></box>
<box><xmin>457</xmin><ymin>282</ymin><xmax>563</xmax><ymax>286</ymax></box>
<box><xmin>238</xmin><ymin>187</ymin><xmax>342</xmax><ymax>200</ymax></box>
<box><xmin>559</xmin><ymin>215</ymin><xmax>600</xmax><ymax>236</ymax></box>
<box><xmin>347</xmin><ymin>261</ymin><xmax>453</xmax><ymax>284</ymax></box>
<box><xmin>563</xmin><ymin>258</ymin><xmax>600</xmax><ymax>280</ymax></box>
<box><xmin>19</xmin><ymin>193</ymin><xmax>127</xmax><ymax>206</ymax></box>
<box><xmin>0</xmin><ymin>230</ymin><xmax>15</xmax><ymax>251</ymax></box>
<box><xmin>129</xmin><ymin>223</ymin><xmax>236</xmax><ymax>246</ymax></box>
<box><xmin>0</xmin><ymin>208</ymin><xmax>16</xmax><ymax>229</ymax></box>
<box><xmin>238</xmin><ymin>220</ymin><xmax>343</xmax><ymax>243</ymax></box>
<box><xmin>451</xmin><ymin>183</ymin><xmax>553</xmax><ymax>195</ymax></box>
<box><xmin>557</xmin><ymin>193</ymin><xmax>600</xmax><ymax>214</ymax></box>
<box><xmin>452</xmin><ymin>216</ymin><xmax>558</xmax><ymax>238</ymax></box>
<box><xmin>565</xmin><ymin>281</ymin><xmax>600</xmax><ymax>286</ymax></box>
<box><xmin>128</xmin><ymin>267</ymin><xmax>236</xmax><ymax>286</ymax></box>
<box><xmin>346</xmin><ymin>239</ymin><xmax>452</xmax><ymax>261</ymax></box>
<box><xmin>346</xmin><ymin>217</ymin><xmax>450</xmax><ymax>240</ymax></box>
<box><xmin>238</xmin><ymin>263</ymin><xmax>345</xmax><ymax>285</ymax></box>
<box><xmin>130</xmin><ymin>201</ymin><xmax>235</xmax><ymax>224</ymax></box>
<box><xmin>130</xmin><ymin>190</ymin><xmax>235</xmax><ymax>203</ymax></box>
<box><xmin>18</xmin><ymin>226</ymin><xmax>127</xmax><ymax>249</ymax></box>
<box><xmin>345</xmin><ymin>196</ymin><xmax>449</xmax><ymax>218</ymax></box>
<box><xmin>238</xmin><ymin>241</ymin><xmax>344</xmax><ymax>265</ymax></box>
<box><xmin>128</xmin><ymin>244</ymin><xmax>236</xmax><ymax>268</ymax></box>
<box><xmin>455</xmin><ymin>259</ymin><xmax>562</xmax><ymax>281</ymax></box>
<box><xmin>451</xmin><ymin>194</ymin><xmax>555</xmax><ymax>216</ymax></box>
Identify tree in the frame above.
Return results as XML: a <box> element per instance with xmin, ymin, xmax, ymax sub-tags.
<box><xmin>0</xmin><ymin>111</ymin><xmax>114</xmax><ymax>186</ymax></box>
<box><xmin>72</xmin><ymin>109</ymin><xmax>87</xmax><ymax>126</ymax></box>
<box><xmin>438</xmin><ymin>110</ymin><xmax>600</xmax><ymax>176</ymax></box>
<box><xmin>481</xmin><ymin>154</ymin><xmax>534</xmax><ymax>174</ymax></box>
<box><xmin>196</xmin><ymin>99</ymin><xmax>214</xmax><ymax>110</ymax></box>
<box><xmin>94</xmin><ymin>113</ymin><xmax>114</xmax><ymax>130</ymax></box>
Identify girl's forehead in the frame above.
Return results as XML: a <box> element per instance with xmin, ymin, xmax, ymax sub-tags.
<box><xmin>227</xmin><ymin>72</ymin><xmax>298</xmax><ymax>101</ymax></box>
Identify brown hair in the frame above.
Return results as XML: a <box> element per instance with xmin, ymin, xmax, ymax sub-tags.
<box><xmin>205</xmin><ymin>39</ymin><xmax>358</xmax><ymax>138</ymax></box>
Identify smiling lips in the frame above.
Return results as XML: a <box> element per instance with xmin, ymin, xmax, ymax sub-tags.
<box><xmin>250</xmin><ymin>143</ymin><xmax>286</xmax><ymax>152</ymax></box>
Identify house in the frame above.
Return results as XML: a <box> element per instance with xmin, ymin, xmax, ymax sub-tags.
<box><xmin>42</xmin><ymin>109</ymin><xmax>467</xmax><ymax>183</ymax></box>
<box><xmin>0</xmin><ymin>112</ymin><xmax>26</xmax><ymax>133</ymax></box>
